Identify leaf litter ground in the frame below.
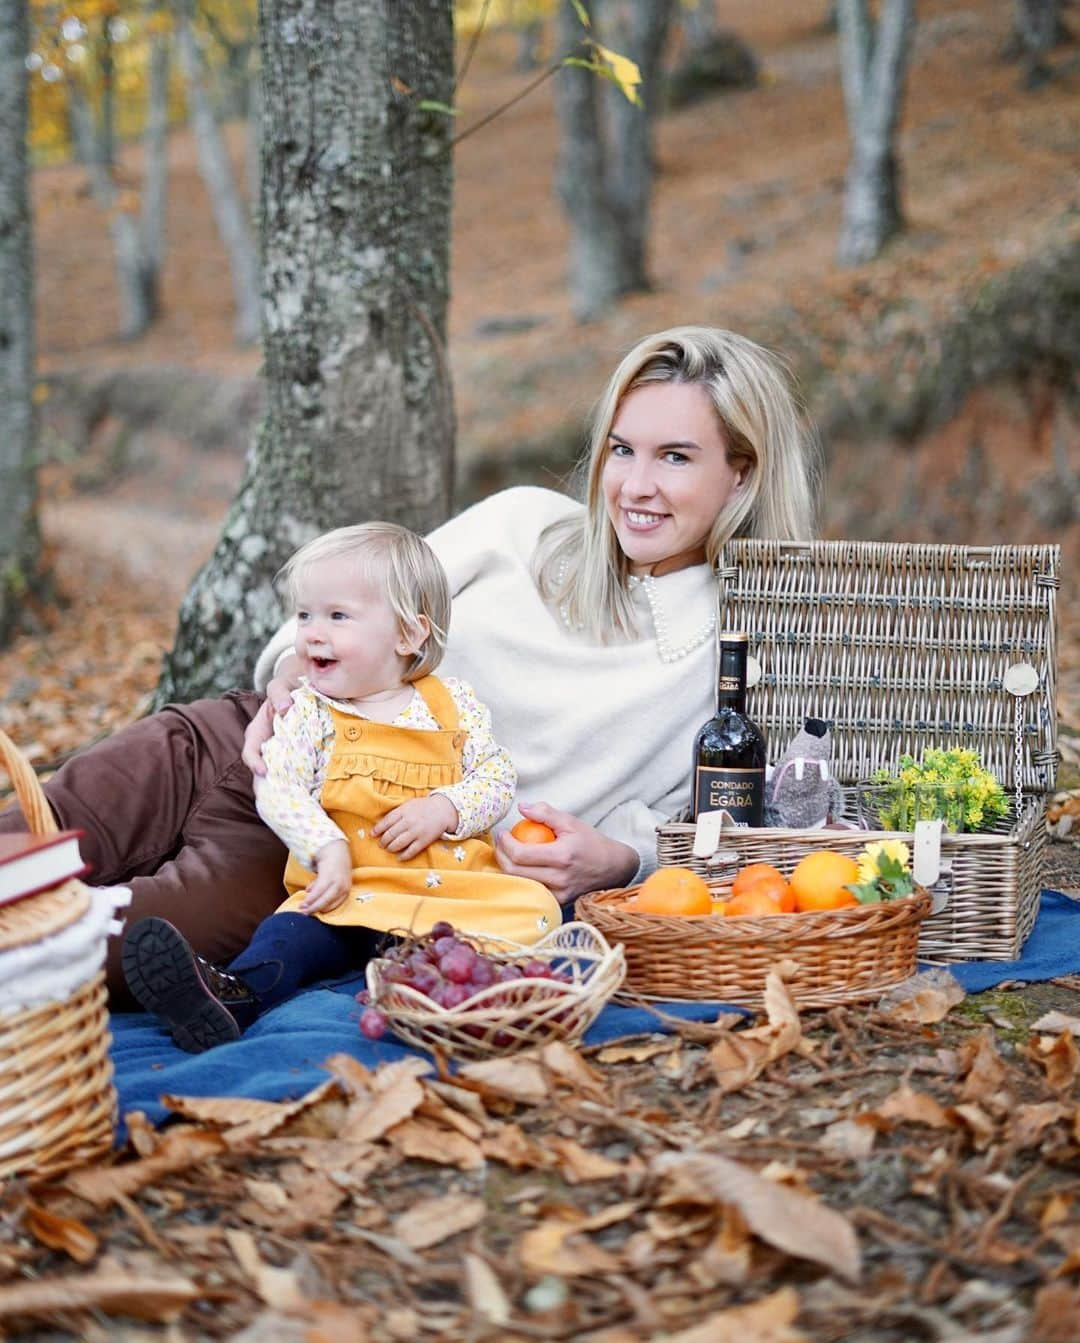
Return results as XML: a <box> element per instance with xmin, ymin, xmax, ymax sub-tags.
<box><xmin>2</xmin><ymin>966</ymin><xmax>1080</xmax><ymax>1341</ymax></box>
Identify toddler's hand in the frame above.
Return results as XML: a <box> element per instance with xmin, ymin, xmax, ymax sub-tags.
<box><xmin>374</xmin><ymin>795</ymin><xmax>459</xmax><ymax>861</ymax></box>
<box><xmin>300</xmin><ymin>840</ymin><xmax>352</xmax><ymax>914</ymax></box>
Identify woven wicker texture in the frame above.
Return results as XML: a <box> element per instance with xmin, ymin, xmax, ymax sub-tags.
<box><xmin>656</xmin><ymin>538</ymin><xmax>1059</xmax><ymax>963</ymax></box>
<box><xmin>659</xmin><ymin>795</ymin><xmax>1045</xmax><ymax>963</ymax></box>
<box><xmin>0</xmin><ymin>877</ymin><xmax>91</xmax><ymax>952</ymax></box>
<box><xmin>712</xmin><ymin>539</ymin><xmax>1059</xmax><ymax>791</ymax></box>
<box><xmin>366</xmin><ymin>922</ymin><xmax>626</xmax><ymax>1061</ymax></box>
<box><xmin>0</xmin><ymin>972</ymin><xmax>115</xmax><ymax>1181</ymax></box>
<box><xmin>577</xmin><ymin>884</ymin><xmax>930</xmax><ymax>1007</ymax></box>
<box><xmin>0</xmin><ymin>729</ymin><xmax>116</xmax><ymax>1180</ymax></box>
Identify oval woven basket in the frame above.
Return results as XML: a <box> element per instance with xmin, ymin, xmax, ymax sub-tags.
<box><xmin>576</xmin><ymin>881</ymin><xmax>931</xmax><ymax>1008</ymax></box>
<box><xmin>366</xmin><ymin>921</ymin><xmax>626</xmax><ymax>1062</ymax></box>
<box><xmin>0</xmin><ymin>730</ymin><xmax>116</xmax><ymax>1182</ymax></box>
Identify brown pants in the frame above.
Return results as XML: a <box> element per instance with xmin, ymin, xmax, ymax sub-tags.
<box><xmin>0</xmin><ymin>692</ymin><xmax>287</xmax><ymax>1007</ymax></box>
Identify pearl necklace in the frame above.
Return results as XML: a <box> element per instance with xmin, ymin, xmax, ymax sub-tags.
<box><xmin>629</xmin><ymin>573</ymin><xmax>716</xmax><ymax>664</ymax></box>
<box><xmin>555</xmin><ymin>560</ymin><xmax>715</xmax><ymax>663</ymax></box>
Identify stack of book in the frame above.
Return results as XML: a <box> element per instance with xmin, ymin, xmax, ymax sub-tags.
<box><xmin>0</xmin><ymin>827</ymin><xmax>89</xmax><ymax>911</ymax></box>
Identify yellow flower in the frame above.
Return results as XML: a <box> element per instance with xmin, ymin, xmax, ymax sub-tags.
<box><xmin>856</xmin><ymin>839</ymin><xmax>910</xmax><ymax>882</ymax></box>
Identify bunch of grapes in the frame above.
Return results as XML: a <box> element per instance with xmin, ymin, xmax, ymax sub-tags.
<box><xmin>357</xmin><ymin>921</ymin><xmax>571</xmax><ymax>1041</ymax></box>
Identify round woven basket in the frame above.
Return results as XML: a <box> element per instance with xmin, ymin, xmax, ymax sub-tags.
<box><xmin>0</xmin><ymin>730</ymin><xmax>116</xmax><ymax>1181</ymax></box>
<box><xmin>576</xmin><ymin>881</ymin><xmax>931</xmax><ymax>1008</ymax></box>
<box><xmin>366</xmin><ymin>921</ymin><xmax>626</xmax><ymax>1062</ymax></box>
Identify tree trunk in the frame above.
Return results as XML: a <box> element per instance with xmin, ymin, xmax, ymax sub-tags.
<box><xmin>176</xmin><ymin>7</ymin><xmax>261</xmax><ymax>346</ymax></box>
<box><xmin>515</xmin><ymin>18</ymin><xmax>543</xmax><ymax>71</ymax></box>
<box><xmin>0</xmin><ymin>0</ymin><xmax>43</xmax><ymax>645</ymax></box>
<box><xmin>1012</xmin><ymin>0</ymin><xmax>1064</xmax><ymax>86</ymax></box>
<box><xmin>139</xmin><ymin>28</ymin><xmax>170</xmax><ymax>320</ymax></box>
<box><xmin>682</xmin><ymin>0</ymin><xmax>717</xmax><ymax>49</ymax></box>
<box><xmin>554</xmin><ymin>0</ymin><xmax>673</xmax><ymax>321</ymax></box>
<box><xmin>836</xmin><ymin>0</ymin><xmax>915</xmax><ymax>266</ymax></box>
<box><xmin>603</xmin><ymin>0</ymin><xmax>676</xmax><ymax>293</ymax></box>
<box><xmin>157</xmin><ymin>0</ymin><xmax>455</xmax><ymax>703</ymax></box>
<box><xmin>554</xmin><ymin>0</ymin><xmax>622</xmax><ymax>322</ymax></box>
<box><xmin>67</xmin><ymin>83</ymin><xmax>156</xmax><ymax>339</ymax></box>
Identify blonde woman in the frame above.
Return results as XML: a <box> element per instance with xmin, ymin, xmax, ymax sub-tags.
<box><xmin>0</xmin><ymin>326</ymin><xmax>819</xmax><ymax>1004</ymax></box>
<box><xmin>252</xmin><ymin>326</ymin><xmax>819</xmax><ymax>902</ymax></box>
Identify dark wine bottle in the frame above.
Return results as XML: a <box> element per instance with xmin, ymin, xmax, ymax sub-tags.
<box><xmin>692</xmin><ymin>631</ymin><xmax>766</xmax><ymax>825</ymax></box>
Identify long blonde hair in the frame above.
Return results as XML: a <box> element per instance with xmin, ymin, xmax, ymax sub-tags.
<box><xmin>535</xmin><ymin>326</ymin><xmax>821</xmax><ymax>641</ymax></box>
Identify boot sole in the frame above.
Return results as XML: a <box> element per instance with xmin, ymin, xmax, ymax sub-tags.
<box><xmin>121</xmin><ymin>917</ymin><xmax>241</xmax><ymax>1053</ymax></box>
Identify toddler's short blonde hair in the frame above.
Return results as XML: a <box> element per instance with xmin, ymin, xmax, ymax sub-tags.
<box><xmin>278</xmin><ymin>522</ymin><xmax>450</xmax><ymax>681</ymax></box>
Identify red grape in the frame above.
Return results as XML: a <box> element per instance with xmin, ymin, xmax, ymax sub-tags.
<box><xmin>359</xmin><ymin>1008</ymin><xmax>388</xmax><ymax>1039</ymax></box>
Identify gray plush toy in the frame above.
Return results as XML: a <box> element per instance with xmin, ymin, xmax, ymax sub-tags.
<box><xmin>764</xmin><ymin>717</ymin><xmax>844</xmax><ymax>828</ymax></box>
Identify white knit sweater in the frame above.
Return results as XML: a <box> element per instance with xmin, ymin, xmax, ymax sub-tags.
<box><xmin>254</xmin><ymin>487</ymin><xmax>718</xmax><ymax>881</ymax></box>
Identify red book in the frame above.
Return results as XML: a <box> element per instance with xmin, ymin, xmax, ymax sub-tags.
<box><xmin>0</xmin><ymin>830</ymin><xmax>89</xmax><ymax>905</ymax></box>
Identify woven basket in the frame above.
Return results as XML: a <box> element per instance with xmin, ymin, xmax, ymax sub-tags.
<box><xmin>0</xmin><ymin>730</ymin><xmax>116</xmax><ymax>1181</ymax></box>
<box><xmin>366</xmin><ymin>922</ymin><xmax>626</xmax><ymax>1061</ymax></box>
<box><xmin>657</xmin><ymin>539</ymin><xmax>1060</xmax><ymax>962</ymax></box>
<box><xmin>577</xmin><ymin>881</ymin><xmax>931</xmax><ymax>1007</ymax></box>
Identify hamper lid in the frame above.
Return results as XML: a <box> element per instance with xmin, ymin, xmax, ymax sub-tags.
<box><xmin>715</xmin><ymin>539</ymin><xmax>1060</xmax><ymax>793</ymax></box>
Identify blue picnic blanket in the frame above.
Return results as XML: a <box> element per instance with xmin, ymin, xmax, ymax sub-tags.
<box><xmin>109</xmin><ymin>888</ymin><xmax>1079</xmax><ymax>1132</ymax></box>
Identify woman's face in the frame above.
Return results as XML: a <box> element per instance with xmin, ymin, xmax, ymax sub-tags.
<box><xmin>600</xmin><ymin>380</ymin><xmax>745</xmax><ymax>577</ymax></box>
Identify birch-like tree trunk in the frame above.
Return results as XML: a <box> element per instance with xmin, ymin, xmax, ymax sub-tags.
<box><xmin>836</xmin><ymin>0</ymin><xmax>915</xmax><ymax>266</ymax></box>
<box><xmin>139</xmin><ymin>28</ymin><xmax>170</xmax><ymax>321</ymax></box>
<box><xmin>176</xmin><ymin>4</ymin><xmax>260</xmax><ymax>346</ymax></box>
<box><xmin>157</xmin><ymin>0</ymin><xmax>455</xmax><ymax>702</ymax></box>
<box><xmin>0</xmin><ymin>0</ymin><xmax>43</xmax><ymax>645</ymax></box>
<box><xmin>554</xmin><ymin>0</ymin><xmax>675</xmax><ymax>321</ymax></box>
<box><xmin>68</xmin><ymin>84</ymin><xmax>156</xmax><ymax>339</ymax></box>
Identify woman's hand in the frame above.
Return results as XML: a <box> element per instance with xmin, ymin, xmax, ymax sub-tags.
<box><xmin>495</xmin><ymin>802</ymin><xmax>639</xmax><ymax>906</ymax></box>
<box><xmin>242</xmin><ymin>655</ymin><xmax>305</xmax><ymax>776</ymax></box>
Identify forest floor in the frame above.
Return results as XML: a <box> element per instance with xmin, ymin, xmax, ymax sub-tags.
<box><xmin>2</xmin><ymin>2</ymin><xmax>1080</xmax><ymax>1337</ymax></box>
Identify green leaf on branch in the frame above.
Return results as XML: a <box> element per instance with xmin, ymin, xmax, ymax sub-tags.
<box><xmin>417</xmin><ymin>100</ymin><xmax>460</xmax><ymax>116</ymax></box>
<box><xmin>568</xmin><ymin>0</ymin><xmax>592</xmax><ymax>30</ymax></box>
<box><xmin>562</xmin><ymin>43</ymin><xmax>643</xmax><ymax>107</ymax></box>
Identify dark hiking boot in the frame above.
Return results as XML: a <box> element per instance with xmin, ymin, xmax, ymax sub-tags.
<box><xmin>121</xmin><ymin>917</ymin><xmax>259</xmax><ymax>1053</ymax></box>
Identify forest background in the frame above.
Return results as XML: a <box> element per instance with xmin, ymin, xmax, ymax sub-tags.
<box><xmin>0</xmin><ymin>0</ymin><xmax>1077</xmax><ymax>782</ymax></box>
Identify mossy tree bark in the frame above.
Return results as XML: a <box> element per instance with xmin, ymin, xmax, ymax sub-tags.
<box><xmin>157</xmin><ymin>0</ymin><xmax>455</xmax><ymax>704</ymax></box>
<box><xmin>836</xmin><ymin>0</ymin><xmax>915</xmax><ymax>267</ymax></box>
<box><xmin>0</xmin><ymin>0</ymin><xmax>43</xmax><ymax>646</ymax></box>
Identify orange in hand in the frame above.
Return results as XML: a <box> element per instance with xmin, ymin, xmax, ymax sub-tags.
<box><xmin>723</xmin><ymin>887</ymin><xmax>787</xmax><ymax>917</ymax></box>
<box><xmin>510</xmin><ymin>819</ymin><xmax>557</xmax><ymax>844</ymax></box>
<box><xmin>630</xmin><ymin>866</ymin><xmax>714</xmax><ymax>917</ymax></box>
<box><xmin>789</xmin><ymin>850</ymin><xmax>860</xmax><ymax>912</ymax></box>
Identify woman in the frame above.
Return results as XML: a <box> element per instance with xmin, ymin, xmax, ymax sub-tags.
<box><xmin>1</xmin><ymin>326</ymin><xmax>819</xmax><ymax>1002</ymax></box>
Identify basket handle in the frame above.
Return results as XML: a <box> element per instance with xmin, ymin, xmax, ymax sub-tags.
<box><xmin>0</xmin><ymin>729</ymin><xmax>59</xmax><ymax>838</ymax></box>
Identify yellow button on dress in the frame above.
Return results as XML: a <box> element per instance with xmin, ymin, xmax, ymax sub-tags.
<box><xmin>277</xmin><ymin>676</ymin><xmax>561</xmax><ymax>943</ymax></box>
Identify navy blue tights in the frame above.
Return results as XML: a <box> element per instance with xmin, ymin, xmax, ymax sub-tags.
<box><xmin>228</xmin><ymin>913</ymin><xmax>381</xmax><ymax>1015</ymax></box>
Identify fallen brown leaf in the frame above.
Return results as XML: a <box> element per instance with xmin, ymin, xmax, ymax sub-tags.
<box><xmin>1030</xmin><ymin>1031</ymin><xmax>1080</xmax><ymax>1091</ymax></box>
<box><xmin>959</xmin><ymin>1028</ymin><xmax>1011</xmax><ymax>1108</ymax></box>
<box><xmin>651</xmin><ymin>1285</ymin><xmax>807</xmax><ymax>1342</ymax></box>
<box><xmin>547</xmin><ymin>1135</ymin><xmax>625</xmax><ymax>1182</ymax></box>
<box><xmin>0</xmin><ymin>1268</ymin><xmax>200</xmax><ymax>1322</ymax></box>
<box><xmin>340</xmin><ymin>1070</ymin><xmax>425</xmax><ymax>1144</ymax></box>
<box><xmin>393</xmin><ymin>1194</ymin><xmax>487</xmax><ymax>1249</ymax></box>
<box><xmin>387</xmin><ymin>1117</ymin><xmax>485</xmax><ymax>1169</ymax></box>
<box><xmin>458</xmin><ymin>1055</ymin><xmax>549</xmax><ymax>1105</ymax></box>
<box><xmin>874</xmin><ymin>1083</ymin><xmax>952</xmax><ymax>1129</ymax></box>
<box><xmin>653</xmin><ymin>1151</ymin><xmax>861</xmax><ymax>1283</ymax></box>
<box><xmin>64</xmin><ymin>1128</ymin><xmax>227</xmax><ymax>1207</ymax></box>
<box><xmin>877</xmin><ymin>969</ymin><xmax>965</xmax><ymax>1024</ymax></box>
<box><xmin>464</xmin><ymin>1252</ymin><xmax>512</xmax><ymax>1326</ymax></box>
<box><xmin>23</xmin><ymin>1202</ymin><xmax>99</xmax><ymax>1264</ymax></box>
<box><xmin>709</xmin><ymin>969</ymin><xmax>803</xmax><ymax>1093</ymax></box>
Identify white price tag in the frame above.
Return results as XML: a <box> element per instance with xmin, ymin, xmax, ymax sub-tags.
<box><xmin>912</xmin><ymin>819</ymin><xmax>944</xmax><ymax>888</ymax></box>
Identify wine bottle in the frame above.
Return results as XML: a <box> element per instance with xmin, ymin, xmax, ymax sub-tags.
<box><xmin>692</xmin><ymin>631</ymin><xmax>766</xmax><ymax>825</ymax></box>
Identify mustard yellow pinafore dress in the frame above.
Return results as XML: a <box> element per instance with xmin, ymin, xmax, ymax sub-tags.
<box><xmin>276</xmin><ymin>676</ymin><xmax>561</xmax><ymax>944</ymax></box>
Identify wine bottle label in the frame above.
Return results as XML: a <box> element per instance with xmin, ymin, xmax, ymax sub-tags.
<box><xmin>716</xmin><ymin>674</ymin><xmax>741</xmax><ymax>695</ymax></box>
<box><xmin>694</xmin><ymin>766</ymin><xmax>765</xmax><ymax>827</ymax></box>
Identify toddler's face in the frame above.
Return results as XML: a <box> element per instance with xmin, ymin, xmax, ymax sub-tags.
<box><xmin>293</xmin><ymin>557</ymin><xmax>414</xmax><ymax>702</ymax></box>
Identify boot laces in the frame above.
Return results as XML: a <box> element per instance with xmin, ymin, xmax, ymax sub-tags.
<box><xmin>199</xmin><ymin>957</ymin><xmax>256</xmax><ymax>1004</ymax></box>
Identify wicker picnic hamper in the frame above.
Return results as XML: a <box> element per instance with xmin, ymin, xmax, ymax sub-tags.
<box><xmin>0</xmin><ymin>730</ymin><xmax>116</xmax><ymax>1182</ymax></box>
<box><xmin>577</xmin><ymin>882</ymin><xmax>931</xmax><ymax>1007</ymax></box>
<box><xmin>655</xmin><ymin>539</ymin><xmax>1060</xmax><ymax>962</ymax></box>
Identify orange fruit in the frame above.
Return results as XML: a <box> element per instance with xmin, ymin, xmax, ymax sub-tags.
<box><xmin>744</xmin><ymin>872</ymin><xmax>796</xmax><ymax>912</ymax></box>
<box><xmin>630</xmin><ymin>866</ymin><xmax>714</xmax><ymax>917</ymax></box>
<box><xmin>789</xmin><ymin>850</ymin><xmax>860</xmax><ymax>912</ymax></box>
<box><xmin>731</xmin><ymin>862</ymin><xmax>786</xmax><ymax>898</ymax></box>
<box><xmin>510</xmin><ymin>819</ymin><xmax>557</xmax><ymax>844</ymax></box>
<box><xmin>723</xmin><ymin>887</ymin><xmax>786</xmax><ymax>917</ymax></box>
